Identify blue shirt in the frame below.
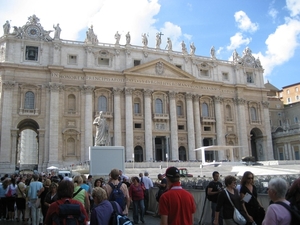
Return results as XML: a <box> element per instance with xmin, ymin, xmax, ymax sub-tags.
<box><xmin>0</xmin><ymin>184</ymin><xmax>7</xmax><ymax>198</ymax></box>
<box><xmin>91</xmin><ymin>200</ymin><xmax>122</xmax><ymax>225</ymax></box>
<box><xmin>28</xmin><ymin>181</ymin><xmax>43</xmax><ymax>200</ymax></box>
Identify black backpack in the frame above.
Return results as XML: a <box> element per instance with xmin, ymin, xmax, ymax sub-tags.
<box><xmin>52</xmin><ymin>199</ymin><xmax>85</xmax><ymax>225</ymax></box>
<box><xmin>109</xmin><ymin>182</ymin><xmax>126</xmax><ymax>210</ymax></box>
<box><xmin>109</xmin><ymin>201</ymin><xmax>133</xmax><ymax>225</ymax></box>
<box><xmin>275</xmin><ymin>201</ymin><xmax>300</xmax><ymax>225</ymax></box>
<box><xmin>205</xmin><ymin>185</ymin><xmax>214</xmax><ymax>201</ymax></box>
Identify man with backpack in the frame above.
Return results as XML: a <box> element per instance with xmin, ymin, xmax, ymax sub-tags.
<box><xmin>207</xmin><ymin>171</ymin><xmax>223</xmax><ymax>225</ymax></box>
<box><xmin>44</xmin><ymin>180</ymin><xmax>88</xmax><ymax>225</ymax></box>
<box><xmin>105</xmin><ymin>168</ymin><xmax>130</xmax><ymax>215</ymax></box>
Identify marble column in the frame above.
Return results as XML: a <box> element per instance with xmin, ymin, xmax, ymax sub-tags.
<box><xmin>144</xmin><ymin>89</ymin><xmax>153</xmax><ymax>161</ymax></box>
<box><xmin>186</xmin><ymin>93</ymin><xmax>196</xmax><ymax>161</ymax></box>
<box><xmin>214</xmin><ymin>96</ymin><xmax>225</xmax><ymax>160</ymax></box>
<box><xmin>193</xmin><ymin>95</ymin><xmax>202</xmax><ymax>160</ymax></box>
<box><xmin>125</xmin><ymin>88</ymin><xmax>134</xmax><ymax>161</ymax></box>
<box><xmin>48</xmin><ymin>82</ymin><xmax>61</xmax><ymax>165</ymax></box>
<box><xmin>235</xmin><ymin>98</ymin><xmax>249</xmax><ymax>159</ymax></box>
<box><xmin>83</xmin><ymin>85</ymin><xmax>94</xmax><ymax>161</ymax></box>
<box><xmin>261</xmin><ymin>101</ymin><xmax>274</xmax><ymax>160</ymax></box>
<box><xmin>113</xmin><ymin>88</ymin><xmax>122</xmax><ymax>146</ymax></box>
<box><xmin>10</xmin><ymin>129</ymin><xmax>18</xmax><ymax>170</ymax></box>
<box><xmin>169</xmin><ymin>91</ymin><xmax>178</xmax><ymax>160</ymax></box>
<box><xmin>0</xmin><ymin>81</ymin><xmax>15</xmax><ymax>164</ymax></box>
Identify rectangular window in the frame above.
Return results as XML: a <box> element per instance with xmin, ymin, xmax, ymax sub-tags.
<box><xmin>222</xmin><ymin>72</ymin><xmax>229</xmax><ymax>80</ymax></box>
<box><xmin>246</xmin><ymin>72</ymin><xmax>254</xmax><ymax>83</ymax></box>
<box><xmin>178</xmin><ymin>125</ymin><xmax>184</xmax><ymax>130</ymax></box>
<box><xmin>134</xmin><ymin>103</ymin><xmax>140</xmax><ymax>114</ymax></box>
<box><xmin>200</xmin><ymin>69</ymin><xmax>209</xmax><ymax>76</ymax></box>
<box><xmin>204</xmin><ymin>126</ymin><xmax>211</xmax><ymax>131</ymax></box>
<box><xmin>68</xmin><ymin>55</ymin><xmax>77</xmax><ymax>64</ymax></box>
<box><xmin>134</xmin><ymin>60</ymin><xmax>141</xmax><ymax>66</ymax></box>
<box><xmin>294</xmin><ymin>146</ymin><xmax>299</xmax><ymax>160</ymax></box>
<box><xmin>134</xmin><ymin>123</ymin><xmax>142</xmax><ymax>129</ymax></box>
<box><xmin>25</xmin><ymin>46</ymin><xmax>38</xmax><ymax>61</ymax></box>
<box><xmin>287</xmin><ymin>97</ymin><xmax>292</xmax><ymax>103</ymax></box>
<box><xmin>296</xmin><ymin>95</ymin><xmax>299</xmax><ymax>101</ymax></box>
<box><xmin>98</xmin><ymin>57</ymin><xmax>109</xmax><ymax>66</ymax></box>
<box><xmin>177</xmin><ymin>106</ymin><xmax>182</xmax><ymax>116</ymax></box>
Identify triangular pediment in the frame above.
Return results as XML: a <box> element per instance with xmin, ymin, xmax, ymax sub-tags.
<box><xmin>123</xmin><ymin>58</ymin><xmax>195</xmax><ymax>80</ymax></box>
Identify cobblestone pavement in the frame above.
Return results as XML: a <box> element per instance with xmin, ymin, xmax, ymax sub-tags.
<box><xmin>0</xmin><ymin>210</ymin><xmax>161</xmax><ymax>225</ymax></box>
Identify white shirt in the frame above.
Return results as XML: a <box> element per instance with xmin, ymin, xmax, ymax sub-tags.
<box><xmin>141</xmin><ymin>176</ymin><xmax>153</xmax><ymax>189</ymax></box>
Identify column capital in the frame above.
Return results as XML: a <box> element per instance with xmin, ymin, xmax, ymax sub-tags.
<box><xmin>193</xmin><ymin>94</ymin><xmax>201</xmax><ymax>101</ymax></box>
<box><xmin>125</xmin><ymin>87</ymin><xmax>134</xmax><ymax>95</ymax></box>
<box><xmin>234</xmin><ymin>98</ymin><xmax>246</xmax><ymax>105</ymax></box>
<box><xmin>143</xmin><ymin>89</ymin><xmax>153</xmax><ymax>97</ymax></box>
<box><xmin>113</xmin><ymin>87</ymin><xmax>123</xmax><ymax>95</ymax></box>
<box><xmin>186</xmin><ymin>92</ymin><xmax>193</xmax><ymax>100</ymax></box>
<box><xmin>214</xmin><ymin>96</ymin><xmax>223</xmax><ymax>104</ymax></box>
<box><xmin>169</xmin><ymin>91</ymin><xmax>177</xmax><ymax>99</ymax></box>
<box><xmin>261</xmin><ymin>101</ymin><xmax>269</xmax><ymax>108</ymax></box>
<box><xmin>3</xmin><ymin>81</ymin><xmax>16</xmax><ymax>90</ymax></box>
<box><xmin>81</xmin><ymin>85</ymin><xmax>95</xmax><ymax>94</ymax></box>
<box><xmin>48</xmin><ymin>82</ymin><xmax>62</xmax><ymax>92</ymax></box>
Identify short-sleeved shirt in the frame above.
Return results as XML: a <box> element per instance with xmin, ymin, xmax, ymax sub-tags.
<box><xmin>262</xmin><ymin>200</ymin><xmax>291</xmax><ymax>225</ymax></box>
<box><xmin>159</xmin><ymin>183</ymin><xmax>196</xmax><ymax>225</ymax></box>
<box><xmin>207</xmin><ymin>180</ymin><xmax>223</xmax><ymax>203</ymax></box>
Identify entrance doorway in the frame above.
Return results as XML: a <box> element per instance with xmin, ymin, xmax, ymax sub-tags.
<box><xmin>203</xmin><ymin>138</ymin><xmax>215</xmax><ymax>162</ymax></box>
<box><xmin>250</xmin><ymin>128</ymin><xmax>263</xmax><ymax>161</ymax></box>
<box><xmin>155</xmin><ymin>137</ymin><xmax>167</xmax><ymax>161</ymax></box>
<box><xmin>17</xmin><ymin>119</ymin><xmax>40</xmax><ymax>170</ymax></box>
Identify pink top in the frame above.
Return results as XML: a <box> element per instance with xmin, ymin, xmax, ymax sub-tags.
<box><xmin>262</xmin><ymin>200</ymin><xmax>292</xmax><ymax>225</ymax></box>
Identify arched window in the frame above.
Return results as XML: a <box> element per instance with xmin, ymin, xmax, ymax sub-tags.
<box><xmin>66</xmin><ymin>137</ymin><xmax>75</xmax><ymax>156</ymax></box>
<box><xmin>68</xmin><ymin>94</ymin><xmax>76</xmax><ymax>111</ymax></box>
<box><xmin>202</xmin><ymin>103</ymin><xmax>209</xmax><ymax>117</ymax></box>
<box><xmin>250</xmin><ymin>107</ymin><xmax>257</xmax><ymax>121</ymax></box>
<box><xmin>24</xmin><ymin>91</ymin><xmax>35</xmax><ymax>109</ymax></box>
<box><xmin>134</xmin><ymin>146</ymin><xmax>143</xmax><ymax>162</ymax></box>
<box><xmin>225</xmin><ymin>105</ymin><xmax>232</xmax><ymax>120</ymax></box>
<box><xmin>155</xmin><ymin>98</ymin><xmax>163</xmax><ymax>114</ymax></box>
<box><xmin>98</xmin><ymin>96</ymin><xmax>107</xmax><ymax>112</ymax></box>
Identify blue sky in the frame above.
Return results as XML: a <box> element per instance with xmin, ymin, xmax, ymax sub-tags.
<box><xmin>1</xmin><ymin>0</ymin><xmax>299</xmax><ymax>89</ymax></box>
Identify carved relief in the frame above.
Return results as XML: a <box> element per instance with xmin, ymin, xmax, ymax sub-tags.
<box><xmin>155</xmin><ymin>61</ymin><xmax>164</xmax><ymax>75</ymax></box>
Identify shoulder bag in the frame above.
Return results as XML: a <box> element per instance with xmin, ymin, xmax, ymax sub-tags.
<box><xmin>18</xmin><ymin>183</ymin><xmax>26</xmax><ymax>198</ymax></box>
<box><xmin>225</xmin><ymin>189</ymin><xmax>247</xmax><ymax>225</ymax></box>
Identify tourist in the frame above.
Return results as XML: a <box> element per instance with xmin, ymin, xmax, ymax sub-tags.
<box><xmin>214</xmin><ymin>175</ymin><xmax>247</xmax><ymax>225</ymax></box>
<box><xmin>262</xmin><ymin>177</ymin><xmax>291</xmax><ymax>225</ymax></box>
<box><xmin>43</xmin><ymin>182</ymin><xmax>58</xmax><ymax>220</ymax></box>
<box><xmin>16</xmin><ymin>176</ymin><xmax>26</xmax><ymax>222</ymax></box>
<box><xmin>159</xmin><ymin>167</ymin><xmax>196</xmax><ymax>225</ymax></box>
<box><xmin>240</xmin><ymin>171</ymin><xmax>265</xmax><ymax>225</ymax></box>
<box><xmin>129</xmin><ymin>176</ymin><xmax>145</xmax><ymax>224</ymax></box>
<box><xmin>207</xmin><ymin>171</ymin><xmax>223</xmax><ymax>225</ymax></box>
<box><xmin>73</xmin><ymin>175</ymin><xmax>90</xmax><ymax>215</ymax></box>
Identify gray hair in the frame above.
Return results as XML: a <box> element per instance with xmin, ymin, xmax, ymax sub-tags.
<box><xmin>268</xmin><ymin>177</ymin><xmax>288</xmax><ymax>199</ymax></box>
<box><xmin>144</xmin><ymin>171</ymin><xmax>149</xmax><ymax>176</ymax></box>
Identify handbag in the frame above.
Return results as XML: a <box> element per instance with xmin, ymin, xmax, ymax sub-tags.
<box><xmin>225</xmin><ymin>189</ymin><xmax>247</xmax><ymax>225</ymax></box>
<box><xmin>5</xmin><ymin>186</ymin><xmax>12</xmax><ymax>197</ymax></box>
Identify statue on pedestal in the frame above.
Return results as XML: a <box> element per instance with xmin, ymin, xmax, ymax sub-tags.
<box><xmin>93</xmin><ymin>111</ymin><xmax>109</xmax><ymax>146</ymax></box>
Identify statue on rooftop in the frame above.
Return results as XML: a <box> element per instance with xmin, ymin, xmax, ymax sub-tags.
<box><xmin>53</xmin><ymin>23</ymin><xmax>61</xmax><ymax>39</ymax></box>
<box><xmin>3</xmin><ymin>21</ymin><xmax>10</xmax><ymax>35</ymax></box>
<box><xmin>190</xmin><ymin>42</ymin><xmax>196</xmax><ymax>55</ymax></box>
<box><xmin>115</xmin><ymin>31</ymin><xmax>121</xmax><ymax>45</ymax></box>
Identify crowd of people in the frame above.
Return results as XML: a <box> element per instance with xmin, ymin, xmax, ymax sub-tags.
<box><xmin>0</xmin><ymin>167</ymin><xmax>299</xmax><ymax>225</ymax></box>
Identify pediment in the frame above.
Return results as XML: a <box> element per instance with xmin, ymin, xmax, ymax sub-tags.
<box><xmin>123</xmin><ymin>58</ymin><xmax>195</xmax><ymax>80</ymax></box>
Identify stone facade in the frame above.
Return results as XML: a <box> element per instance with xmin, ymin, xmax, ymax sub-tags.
<box><xmin>266</xmin><ymin>82</ymin><xmax>300</xmax><ymax>160</ymax></box>
<box><xmin>0</xmin><ymin>15</ymin><xmax>273</xmax><ymax>173</ymax></box>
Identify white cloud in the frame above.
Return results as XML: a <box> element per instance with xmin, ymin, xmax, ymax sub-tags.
<box><xmin>256</xmin><ymin>18</ymin><xmax>300</xmax><ymax>76</ymax></box>
<box><xmin>286</xmin><ymin>0</ymin><xmax>300</xmax><ymax>17</ymax></box>
<box><xmin>268</xmin><ymin>8</ymin><xmax>278</xmax><ymax>21</ymax></box>
<box><xmin>234</xmin><ymin>11</ymin><xmax>258</xmax><ymax>33</ymax></box>
<box><xmin>227</xmin><ymin>32</ymin><xmax>251</xmax><ymax>51</ymax></box>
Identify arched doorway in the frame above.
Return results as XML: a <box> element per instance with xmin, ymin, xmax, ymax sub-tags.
<box><xmin>250</xmin><ymin>128</ymin><xmax>263</xmax><ymax>161</ymax></box>
<box><xmin>17</xmin><ymin>119</ymin><xmax>40</xmax><ymax>170</ymax></box>
<box><xmin>134</xmin><ymin>146</ymin><xmax>143</xmax><ymax>162</ymax></box>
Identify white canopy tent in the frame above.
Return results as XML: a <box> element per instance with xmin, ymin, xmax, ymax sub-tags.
<box><xmin>194</xmin><ymin>145</ymin><xmax>243</xmax><ymax>163</ymax></box>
